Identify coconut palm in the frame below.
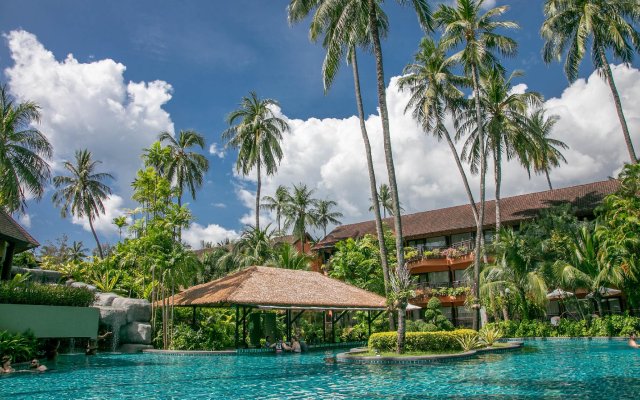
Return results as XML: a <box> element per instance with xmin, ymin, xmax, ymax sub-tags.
<box><xmin>368</xmin><ymin>183</ymin><xmax>399</xmax><ymax>218</ymax></box>
<box><xmin>142</xmin><ymin>141</ymin><xmax>171</xmax><ymax>177</ymax></box>
<box><xmin>288</xmin><ymin>0</ymin><xmax>395</xmax><ymax>315</ymax></box>
<box><xmin>526</xmin><ymin>109</ymin><xmax>568</xmax><ymax>190</ymax></box>
<box><xmin>52</xmin><ymin>149</ymin><xmax>113</xmax><ymax>258</ymax></box>
<box><xmin>68</xmin><ymin>241</ymin><xmax>88</xmax><ymax>263</ymax></box>
<box><xmin>435</xmin><ymin>0</ymin><xmax>518</xmax><ymax>329</ymax></box>
<box><xmin>232</xmin><ymin>225</ymin><xmax>275</xmax><ymax>267</ymax></box>
<box><xmin>222</xmin><ymin>92</ymin><xmax>289</xmax><ymax>230</ymax></box>
<box><xmin>268</xmin><ymin>242</ymin><xmax>312</xmax><ymax>270</ymax></box>
<box><xmin>482</xmin><ymin>229</ymin><xmax>549</xmax><ymax>320</ymax></box>
<box><xmin>461</xmin><ymin>68</ymin><xmax>543</xmax><ymax>234</ymax></box>
<box><xmin>314</xmin><ymin>199</ymin><xmax>343</xmax><ymax>237</ymax></box>
<box><xmin>398</xmin><ymin>37</ymin><xmax>480</xmax><ymax>226</ymax></box>
<box><xmin>261</xmin><ymin>185</ymin><xmax>290</xmax><ymax>234</ymax></box>
<box><xmin>158</xmin><ymin>130</ymin><xmax>209</xmax><ymax>207</ymax></box>
<box><xmin>541</xmin><ymin>0</ymin><xmax>640</xmax><ymax>164</ymax></box>
<box><xmin>283</xmin><ymin>183</ymin><xmax>319</xmax><ymax>248</ymax></box>
<box><xmin>0</xmin><ymin>85</ymin><xmax>52</xmax><ymax>213</ymax></box>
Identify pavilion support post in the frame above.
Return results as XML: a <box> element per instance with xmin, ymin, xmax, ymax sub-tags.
<box><xmin>1</xmin><ymin>242</ymin><xmax>15</xmax><ymax>281</ymax></box>
<box><xmin>235</xmin><ymin>305</ymin><xmax>239</xmax><ymax>349</ymax></box>
<box><xmin>367</xmin><ymin>310</ymin><xmax>372</xmax><ymax>338</ymax></box>
<box><xmin>331</xmin><ymin>310</ymin><xmax>348</xmax><ymax>343</ymax></box>
<box><xmin>322</xmin><ymin>311</ymin><xmax>326</xmax><ymax>343</ymax></box>
<box><xmin>191</xmin><ymin>307</ymin><xmax>197</xmax><ymax>328</ymax></box>
<box><xmin>286</xmin><ymin>309</ymin><xmax>292</xmax><ymax>342</ymax></box>
<box><xmin>242</xmin><ymin>307</ymin><xmax>248</xmax><ymax>348</ymax></box>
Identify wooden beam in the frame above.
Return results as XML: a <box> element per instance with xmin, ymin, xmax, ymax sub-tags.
<box><xmin>1</xmin><ymin>242</ymin><xmax>16</xmax><ymax>281</ymax></box>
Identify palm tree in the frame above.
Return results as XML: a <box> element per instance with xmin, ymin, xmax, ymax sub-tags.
<box><xmin>232</xmin><ymin>225</ymin><xmax>275</xmax><ymax>267</ymax></box>
<box><xmin>222</xmin><ymin>92</ymin><xmax>289</xmax><ymax>230</ymax></box>
<box><xmin>398</xmin><ymin>37</ymin><xmax>480</xmax><ymax>226</ymax></box>
<box><xmin>541</xmin><ymin>0</ymin><xmax>640</xmax><ymax>164</ymax></box>
<box><xmin>261</xmin><ymin>185</ymin><xmax>290</xmax><ymax>234</ymax></box>
<box><xmin>436</xmin><ymin>0</ymin><xmax>518</xmax><ymax>329</ymax></box>
<box><xmin>461</xmin><ymin>68</ymin><xmax>542</xmax><ymax>234</ymax></box>
<box><xmin>158</xmin><ymin>130</ymin><xmax>209</xmax><ymax>207</ymax></box>
<box><xmin>67</xmin><ymin>241</ymin><xmax>88</xmax><ymax>263</ymax></box>
<box><xmin>268</xmin><ymin>242</ymin><xmax>312</xmax><ymax>270</ymax></box>
<box><xmin>288</xmin><ymin>0</ymin><xmax>395</xmax><ymax>321</ymax></box>
<box><xmin>0</xmin><ymin>85</ymin><xmax>52</xmax><ymax>213</ymax></box>
<box><xmin>142</xmin><ymin>141</ymin><xmax>171</xmax><ymax>177</ymax></box>
<box><xmin>52</xmin><ymin>149</ymin><xmax>114</xmax><ymax>258</ymax></box>
<box><xmin>368</xmin><ymin>183</ymin><xmax>399</xmax><ymax>218</ymax></box>
<box><xmin>112</xmin><ymin>216</ymin><xmax>128</xmax><ymax>240</ymax></box>
<box><xmin>283</xmin><ymin>183</ymin><xmax>318</xmax><ymax>249</ymax></box>
<box><xmin>315</xmin><ymin>199</ymin><xmax>343</xmax><ymax>237</ymax></box>
<box><xmin>526</xmin><ymin>109</ymin><xmax>568</xmax><ymax>190</ymax></box>
<box><xmin>482</xmin><ymin>229</ymin><xmax>549</xmax><ymax>320</ymax></box>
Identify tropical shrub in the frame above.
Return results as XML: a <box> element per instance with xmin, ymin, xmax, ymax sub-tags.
<box><xmin>0</xmin><ymin>282</ymin><xmax>95</xmax><ymax>307</ymax></box>
<box><xmin>422</xmin><ymin>298</ymin><xmax>454</xmax><ymax>331</ymax></box>
<box><xmin>485</xmin><ymin>315</ymin><xmax>640</xmax><ymax>338</ymax></box>
<box><xmin>368</xmin><ymin>329</ymin><xmax>477</xmax><ymax>352</ymax></box>
<box><xmin>479</xmin><ymin>325</ymin><xmax>503</xmax><ymax>346</ymax></box>
<box><xmin>456</xmin><ymin>333</ymin><xmax>480</xmax><ymax>352</ymax></box>
<box><xmin>406</xmin><ymin>320</ymin><xmax>438</xmax><ymax>332</ymax></box>
<box><xmin>0</xmin><ymin>330</ymin><xmax>37</xmax><ymax>363</ymax></box>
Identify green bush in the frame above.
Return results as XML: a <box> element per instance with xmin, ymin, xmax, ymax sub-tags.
<box><xmin>485</xmin><ymin>315</ymin><xmax>640</xmax><ymax>338</ymax></box>
<box><xmin>0</xmin><ymin>330</ymin><xmax>37</xmax><ymax>363</ymax></box>
<box><xmin>368</xmin><ymin>329</ymin><xmax>477</xmax><ymax>352</ymax></box>
<box><xmin>0</xmin><ymin>282</ymin><xmax>95</xmax><ymax>307</ymax></box>
<box><xmin>406</xmin><ymin>320</ymin><xmax>438</xmax><ymax>332</ymax></box>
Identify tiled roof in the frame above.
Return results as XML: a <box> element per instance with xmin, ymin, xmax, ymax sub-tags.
<box><xmin>313</xmin><ymin>179</ymin><xmax>620</xmax><ymax>250</ymax></box>
<box><xmin>0</xmin><ymin>210</ymin><xmax>40</xmax><ymax>252</ymax></box>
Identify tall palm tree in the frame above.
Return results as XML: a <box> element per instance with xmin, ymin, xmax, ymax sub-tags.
<box><xmin>232</xmin><ymin>225</ymin><xmax>275</xmax><ymax>267</ymax></box>
<box><xmin>261</xmin><ymin>184</ymin><xmax>290</xmax><ymax>234</ymax></box>
<box><xmin>398</xmin><ymin>37</ymin><xmax>480</xmax><ymax>226</ymax></box>
<box><xmin>52</xmin><ymin>149</ymin><xmax>113</xmax><ymax>258</ymax></box>
<box><xmin>158</xmin><ymin>130</ymin><xmax>209</xmax><ymax>207</ymax></box>
<box><xmin>314</xmin><ymin>199</ymin><xmax>343</xmax><ymax>237</ymax></box>
<box><xmin>369</xmin><ymin>183</ymin><xmax>399</xmax><ymax>218</ymax></box>
<box><xmin>112</xmin><ymin>216</ymin><xmax>128</xmax><ymax>240</ymax></box>
<box><xmin>526</xmin><ymin>109</ymin><xmax>568</xmax><ymax>190</ymax></box>
<box><xmin>436</xmin><ymin>0</ymin><xmax>518</xmax><ymax>329</ymax></box>
<box><xmin>283</xmin><ymin>183</ymin><xmax>318</xmax><ymax>249</ymax></box>
<box><xmin>461</xmin><ymin>68</ymin><xmax>542</xmax><ymax>234</ymax></box>
<box><xmin>142</xmin><ymin>141</ymin><xmax>171</xmax><ymax>177</ymax></box>
<box><xmin>541</xmin><ymin>0</ymin><xmax>640</xmax><ymax>164</ymax></box>
<box><xmin>68</xmin><ymin>241</ymin><xmax>88</xmax><ymax>263</ymax></box>
<box><xmin>0</xmin><ymin>85</ymin><xmax>52</xmax><ymax>213</ymax></box>
<box><xmin>268</xmin><ymin>242</ymin><xmax>312</xmax><ymax>270</ymax></box>
<box><xmin>222</xmin><ymin>92</ymin><xmax>289</xmax><ymax>230</ymax></box>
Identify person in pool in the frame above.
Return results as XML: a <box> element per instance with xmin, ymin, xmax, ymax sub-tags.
<box><xmin>270</xmin><ymin>338</ymin><xmax>291</xmax><ymax>353</ymax></box>
<box><xmin>629</xmin><ymin>334</ymin><xmax>639</xmax><ymax>349</ymax></box>
<box><xmin>290</xmin><ymin>336</ymin><xmax>301</xmax><ymax>353</ymax></box>
<box><xmin>29</xmin><ymin>359</ymin><xmax>47</xmax><ymax>372</ymax></box>
<box><xmin>1</xmin><ymin>355</ymin><xmax>14</xmax><ymax>373</ymax></box>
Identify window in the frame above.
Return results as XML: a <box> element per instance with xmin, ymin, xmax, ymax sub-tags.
<box><xmin>425</xmin><ymin>236</ymin><xmax>446</xmax><ymax>249</ymax></box>
<box><xmin>440</xmin><ymin>306</ymin><xmax>452</xmax><ymax>320</ymax></box>
<box><xmin>484</xmin><ymin>230</ymin><xmax>495</xmax><ymax>244</ymax></box>
<box><xmin>428</xmin><ymin>271</ymin><xmax>449</xmax><ymax>286</ymax></box>
<box><xmin>451</xmin><ymin>232</ymin><xmax>472</xmax><ymax>246</ymax></box>
<box><xmin>456</xmin><ymin>306</ymin><xmax>473</xmax><ymax>328</ymax></box>
<box><xmin>453</xmin><ymin>269</ymin><xmax>470</xmax><ymax>284</ymax></box>
<box><xmin>546</xmin><ymin>301</ymin><xmax>560</xmax><ymax>316</ymax></box>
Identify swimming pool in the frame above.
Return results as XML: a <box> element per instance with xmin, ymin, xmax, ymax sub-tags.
<box><xmin>2</xmin><ymin>339</ymin><xmax>639</xmax><ymax>399</ymax></box>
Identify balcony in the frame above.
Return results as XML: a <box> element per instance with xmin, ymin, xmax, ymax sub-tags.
<box><xmin>406</xmin><ymin>239</ymin><xmax>476</xmax><ymax>273</ymax></box>
<box><xmin>413</xmin><ymin>280</ymin><xmax>471</xmax><ymax>304</ymax></box>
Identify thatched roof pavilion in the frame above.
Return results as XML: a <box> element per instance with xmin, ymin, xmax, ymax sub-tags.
<box><xmin>159</xmin><ymin>266</ymin><xmax>387</xmax><ymax>310</ymax></box>
<box><xmin>157</xmin><ymin>266</ymin><xmax>397</xmax><ymax>347</ymax></box>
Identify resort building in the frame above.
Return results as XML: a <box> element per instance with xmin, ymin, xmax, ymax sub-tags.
<box><xmin>313</xmin><ymin>180</ymin><xmax>621</xmax><ymax>327</ymax></box>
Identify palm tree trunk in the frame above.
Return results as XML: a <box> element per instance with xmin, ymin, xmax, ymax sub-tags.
<box><xmin>351</xmin><ymin>50</ymin><xmax>394</xmax><ymax>331</ymax></box>
<box><xmin>256</xmin><ymin>162</ymin><xmax>261</xmax><ymax>230</ymax></box>
<box><xmin>396</xmin><ymin>307</ymin><xmax>406</xmax><ymax>353</ymax></box>
<box><xmin>545</xmin><ymin>169</ymin><xmax>553</xmax><ymax>190</ymax></box>
<box><xmin>599</xmin><ymin>48</ymin><xmax>638</xmax><ymax>164</ymax></box>
<box><xmin>443</xmin><ymin>129</ymin><xmax>479</xmax><ymax>224</ymax></box>
<box><xmin>88</xmin><ymin>216</ymin><xmax>104</xmax><ymax>258</ymax></box>
<box><xmin>494</xmin><ymin>149</ymin><xmax>502</xmax><ymax>238</ymax></box>
<box><xmin>471</xmin><ymin>63</ymin><xmax>486</xmax><ymax>331</ymax></box>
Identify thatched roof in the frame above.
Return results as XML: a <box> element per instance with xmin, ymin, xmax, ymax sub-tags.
<box><xmin>0</xmin><ymin>210</ymin><xmax>39</xmax><ymax>252</ymax></box>
<box><xmin>156</xmin><ymin>266</ymin><xmax>388</xmax><ymax>310</ymax></box>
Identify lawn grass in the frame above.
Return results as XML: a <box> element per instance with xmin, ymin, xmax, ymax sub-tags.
<box><xmin>348</xmin><ymin>350</ymin><xmax>466</xmax><ymax>357</ymax></box>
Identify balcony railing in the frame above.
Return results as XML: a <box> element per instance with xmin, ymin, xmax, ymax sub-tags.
<box><xmin>408</xmin><ymin>239</ymin><xmax>476</xmax><ymax>261</ymax></box>
<box><xmin>413</xmin><ymin>280</ymin><xmax>472</xmax><ymax>299</ymax></box>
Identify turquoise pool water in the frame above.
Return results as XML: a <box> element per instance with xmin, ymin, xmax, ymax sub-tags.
<box><xmin>2</xmin><ymin>339</ymin><xmax>639</xmax><ymax>399</ymax></box>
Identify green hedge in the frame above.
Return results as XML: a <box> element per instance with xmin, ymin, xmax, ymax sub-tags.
<box><xmin>368</xmin><ymin>329</ymin><xmax>477</xmax><ymax>352</ymax></box>
<box><xmin>486</xmin><ymin>315</ymin><xmax>640</xmax><ymax>338</ymax></box>
<box><xmin>0</xmin><ymin>330</ymin><xmax>37</xmax><ymax>363</ymax></box>
<box><xmin>0</xmin><ymin>283</ymin><xmax>96</xmax><ymax>307</ymax></box>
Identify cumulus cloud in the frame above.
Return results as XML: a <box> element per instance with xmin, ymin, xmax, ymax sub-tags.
<box><xmin>209</xmin><ymin>143</ymin><xmax>225</xmax><ymax>158</ymax></box>
<box><xmin>238</xmin><ymin>65</ymin><xmax>639</xmax><ymax>237</ymax></box>
<box><xmin>4</xmin><ymin>30</ymin><xmax>175</xmax><ymax>236</ymax></box>
<box><xmin>182</xmin><ymin>223</ymin><xmax>239</xmax><ymax>249</ymax></box>
<box><xmin>18</xmin><ymin>213</ymin><xmax>31</xmax><ymax>228</ymax></box>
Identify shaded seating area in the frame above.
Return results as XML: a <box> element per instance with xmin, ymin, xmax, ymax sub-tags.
<box><xmin>157</xmin><ymin>266</ymin><xmax>390</xmax><ymax>348</ymax></box>
<box><xmin>0</xmin><ymin>210</ymin><xmax>40</xmax><ymax>281</ymax></box>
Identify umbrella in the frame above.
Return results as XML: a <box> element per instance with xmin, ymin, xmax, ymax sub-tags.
<box><xmin>586</xmin><ymin>287</ymin><xmax>622</xmax><ymax>298</ymax></box>
<box><xmin>546</xmin><ymin>288</ymin><xmax>574</xmax><ymax>300</ymax></box>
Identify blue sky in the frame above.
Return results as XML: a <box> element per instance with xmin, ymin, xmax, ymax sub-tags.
<box><xmin>1</xmin><ymin>1</ymin><xmax>639</xmax><ymax>251</ymax></box>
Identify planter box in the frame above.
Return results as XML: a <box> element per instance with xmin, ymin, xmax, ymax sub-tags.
<box><xmin>0</xmin><ymin>304</ymin><xmax>99</xmax><ymax>338</ymax></box>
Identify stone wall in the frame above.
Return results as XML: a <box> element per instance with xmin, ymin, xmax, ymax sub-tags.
<box><xmin>94</xmin><ymin>292</ymin><xmax>153</xmax><ymax>353</ymax></box>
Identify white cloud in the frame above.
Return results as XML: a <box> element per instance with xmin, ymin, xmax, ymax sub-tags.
<box><xmin>18</xmin><ymin>213</ymin><xmax>31</xmax><ymax>228</ymax></box>
<box><xmin>211</xmin><ymin>202</ymin><xmax>227</xmax><ymax>208</ymax></box>
<box><xmin>209</xmin><ymin>143</ymin><xmax>225</xmax><ymax>158</ymax></box>
<box><xmin>4</xmin><ymin>30</ymin><xmax>175</xmax><ymax>236</ymax></box>
<box><xmin>71</xmin><ymin>195</ymin><xmax>127</xmax><ymax>236</ymax></box>
<box><xmin>182</xmin><ymin>223</ymin><xmax>239</xmax><ymax>249</ymax></box>
<box><xmin>237</xmin><ymin>65</ymin><xmax>639</xmax><ymax>238</ymax></box>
